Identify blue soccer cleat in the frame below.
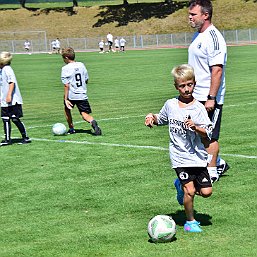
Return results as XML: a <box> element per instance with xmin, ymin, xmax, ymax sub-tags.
<box><xmin>184</xmin><ymin>220</ymin><xmax>203</xmax><ymax>232</ymax></box>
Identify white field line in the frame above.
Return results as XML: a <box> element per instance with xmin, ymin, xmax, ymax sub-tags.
<box><xmin>31</xmin><ymin>137</ymin><xmax>257</xmax><ymax>159</ymax></box>
<box><xmin>27</xmin><ymin>101</ymin><xmax>257</xmax><ymax>130</ymax></box>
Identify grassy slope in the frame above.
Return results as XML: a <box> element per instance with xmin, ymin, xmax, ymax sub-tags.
<box><xmin>0</xmin><ymin>0</ymin><xmax>257</xmax><ymax>38</ymax></box>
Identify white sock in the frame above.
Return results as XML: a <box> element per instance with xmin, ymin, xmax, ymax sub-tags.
<box><xmin>207</xmin><ymin>167</ymin><xmax>219</xmax><ymax>179</ymax></box>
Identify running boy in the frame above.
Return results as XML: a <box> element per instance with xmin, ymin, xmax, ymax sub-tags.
<box><xmin>0</xmin><ymin>51</ymin><xmax>31</xmax><ymax>146</ymax></box>
<box><xmin>145</xmin><ymin>64</ymin><xmax>213</xmax><ymax>232</ymax></box>
<box><xmin>61</xmin><ymin>47</ymin><xmax>102</xmax><ymax>135</ymax></box>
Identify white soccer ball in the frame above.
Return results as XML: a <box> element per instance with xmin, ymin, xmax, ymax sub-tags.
<box><xmin>52</xmin><ymin>123</ymin><xmax>67</xmax><ymax>136</ymax></box>
<box><xmin>147</xmin><ymin>215</ymin><xmax>176</xmax><ymax>243</ymax></box>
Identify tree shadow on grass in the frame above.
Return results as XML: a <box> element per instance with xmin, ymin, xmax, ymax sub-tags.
<box><xmin>29</xmin><ymin>7</ymin><xmax>77</xmax><ymax>16</ymax></box>
<box><xmin>93</xmin><ymin>1</ymin><xmax>188</xmax><ymax>27</ymax></box>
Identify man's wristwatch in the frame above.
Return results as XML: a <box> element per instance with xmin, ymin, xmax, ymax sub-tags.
<box><xmin>207</xmin><ymin>95</ymin><xmax>216</xmax><ymax>100</ymax></box>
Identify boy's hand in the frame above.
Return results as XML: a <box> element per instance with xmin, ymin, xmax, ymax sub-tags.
<box><xmin>6</xmin><ymin>95</ymin><xmax>12</xmax><ymax>103</ymax></box>
<box><xmin>145</xmin><ymin>113</ymin><xmax>154</xmax><ymax>128</ymax></box>
<box><xmin>65</xmin><ymin>99</ymin><xmax>73</xmax><ymax>110</ymax></box>
<box><xmin>185</xmin><ymin>116</ymin><xmax>196</xmax><ymax>131</ymax></box>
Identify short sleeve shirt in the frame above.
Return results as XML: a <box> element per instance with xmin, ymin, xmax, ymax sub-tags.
<box><xmin>61</xmin><ymin>62</ymin><xmax>89</xmax><ymax>100</ymax></box>
<box><xmin>0</xmin><ymin>65</ymin><xmax>23</xmax><ymax>107</ymax></box>
<box><xmin>188</xmin><ymin>25</ymin><xmax>227</xmax><ymax>104</ymax></box>
<box><xmin>157</xmin><ymin>98</ymin><xmax>212</xmax><ymax>168</ymax></box>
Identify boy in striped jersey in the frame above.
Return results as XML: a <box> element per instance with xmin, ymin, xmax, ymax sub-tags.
<box><xmin>188</xmin><ymin>0</ymin><xmax>229</xmax><ymax>182</ymax></box>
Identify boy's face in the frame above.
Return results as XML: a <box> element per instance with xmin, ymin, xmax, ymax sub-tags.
<box><xmin>175</xmin><ymin>78</ymin><xmax>195</xmax><ymax>99</ymax></box>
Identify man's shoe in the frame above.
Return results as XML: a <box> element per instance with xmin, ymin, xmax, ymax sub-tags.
<box><xmin>0</xmin><ymin>140</ymin><xmax>12</xmax><ymax>146</ymax></box>
<box><xmin>217</xmin><ymin>161</ymin><xmax>230</xmax><ymax>176</ymax></box>
<box><xmin>67</xmin><ymin>128</ymin><xmax>76</xmax><ymax>134</ymax></box>
<box><xmin>18</xmin><ymin>137</ymin><xmax>32</xmax><ymax>145</ymax></box>
<box><xmin>174</xmin><ymin>178</ymin><xmax>184</xmax><ymax>205</ymax></box>
<box><xmin>184</xmin><ymin>221</ymin><xmax>202</xmax><ymax>232</ymax></box>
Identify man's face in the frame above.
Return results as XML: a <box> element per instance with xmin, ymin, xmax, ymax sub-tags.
<box><xmin>189</xmin><ymin>5</ymin><xmax>206</xmax><ymax>31</ymax></box>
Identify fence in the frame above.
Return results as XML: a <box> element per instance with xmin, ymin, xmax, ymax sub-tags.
<box><xmin>1</xmin><ymin>28</ymin><xmax>257</xmax><ymax>54</ymax></box>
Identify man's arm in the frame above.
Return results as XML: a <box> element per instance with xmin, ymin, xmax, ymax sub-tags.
<box><xmin>205</xmin><ymin>64</ymin><xmax>223</xmax><ymax>111</ymax></box>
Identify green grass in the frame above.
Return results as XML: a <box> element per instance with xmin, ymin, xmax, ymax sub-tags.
<box><xmin>0</xmin><ymin>47</ymin><xmax>257</xmax><ymax>256</ymax></box>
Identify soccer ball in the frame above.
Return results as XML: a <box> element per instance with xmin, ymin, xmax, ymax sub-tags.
<box><xmin>52</xmin><ymin>123</ymin><xmax>67</xmax><ymax>136</ymax></box>
<box><xmin>147</xmin><ymin>215</ymin><xmax>176</xmax><ymax>243</ymax></box>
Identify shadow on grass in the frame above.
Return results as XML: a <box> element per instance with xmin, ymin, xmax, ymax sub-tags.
<box><xmin>73</xmin><ymin>128</ymin><xmax>93</xmax><ymax>135</ymax></box>
<box><xmin>93</xmin><ymin>1</ymin><xmax>188</xmax><ymax>27</ymax></box>
<box><xmin>29</xmin><ymin>7</ymin><xmax>77</xmax><ymax>16</ymax></box>
<box><xmin>167</xmin><ymin>210</ymin><xmax>212</xmax><ymax>227</ymax></box>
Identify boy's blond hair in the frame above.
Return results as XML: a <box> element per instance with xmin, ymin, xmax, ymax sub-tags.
<box><xmin>0</xmin><ymin>51</ymin><xmax>12</xmax><ymax>66</ymax></box>
<box><xmin>171</xmin><ymin>64</ymin><xmax>195</xmax><ymax>85</ymax></box>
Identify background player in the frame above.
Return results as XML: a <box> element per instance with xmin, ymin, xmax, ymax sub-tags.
<box><xmin>61</xmin><ymin>47</ymin><xmax>102</xmax><ymax>136</ymax></box>
<box><xmin>0</xmin><ymin>51</ymin><xmax>31</xmax><ymax>146</ymax></box>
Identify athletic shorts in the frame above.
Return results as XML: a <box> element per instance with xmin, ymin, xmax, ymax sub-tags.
<box><xmin>174</xmin><ymin>167</ymin><xmax>212</xmax><ymax>189</ymax></box>
<box><xmin>108</xmin><ymin>41</ymin><xmax>113</xmax><ymax>47</ymax></box>
<box><xmin>1</xmin><ymin>104</ymin><xmax>23</xmax><ymax>119</ymax></box>
<box><xmin>64</xmin><ymin>99</ymin><xmax>92</xmax><ymax>114</ymax></box>
<box><xmin>200</xmin><ymin>101</ymin><xmax>223</xmax><ymax>140</ymax></box>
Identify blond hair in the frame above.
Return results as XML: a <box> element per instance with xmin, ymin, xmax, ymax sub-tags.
<box><xmin>0</xmin><ymin>51</ymin><xmax>13</xmax><ymax>66</ymax></box>
<box><xmin>171</xmin><ymin>64</ymin><xmax>195</xmax><ymax>85</ymax></box>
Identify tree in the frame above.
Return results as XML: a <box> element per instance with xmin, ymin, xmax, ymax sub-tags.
<box><xmin>20</xmin><ymin>0</ymin><xmax>26</xmax><ymax>8</ymax></box>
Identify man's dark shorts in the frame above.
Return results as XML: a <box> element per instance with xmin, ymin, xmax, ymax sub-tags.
<box><xmin>200</xmin><ymin>101</ymin><xmax>223</xmax><ymax>140</ymax></box>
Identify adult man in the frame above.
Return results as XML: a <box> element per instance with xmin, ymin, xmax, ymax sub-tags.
<box><xmin>188</xmin><ymin>0</ymin><xmax>229</xmax><ymax>182</ymax></box>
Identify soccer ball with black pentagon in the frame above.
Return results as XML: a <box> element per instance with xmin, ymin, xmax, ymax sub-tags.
<box><xmin>52</xmin><ymin>123</ymin><xmax>67</xmax><ymax>135</ymax></box>
<box><xmin>147</xmin><ymin>215</ymin><xmax>176</xmax><ymax>243</ymax></box>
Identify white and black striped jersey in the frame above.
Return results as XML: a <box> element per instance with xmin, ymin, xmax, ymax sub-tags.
<box><xmin>61</xmin><ymin>62</ymin><xmax>89</xmax><ymax>100</ymax></box>
<box><xmin>188</xmin><ymin>24</ymin><xmax>227</xmax><ymax>104</ymax></box>
<box><xmin>0</xmin><ymin>65</ymin><xmax>23</xmax><ymax>107</ymax></box>
<box><xmin>157</xmin><ymin>98</ymin><xmax>212</xmax><ymax>168</ymax></box>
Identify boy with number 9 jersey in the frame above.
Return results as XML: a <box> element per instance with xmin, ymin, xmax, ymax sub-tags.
<box><xmin>61</xmin><ymin>47</ymin><xmax>101</xmax><ymax>136</ymax></box>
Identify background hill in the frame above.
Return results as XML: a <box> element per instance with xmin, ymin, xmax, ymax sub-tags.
<box><xmin>0</xmin><ymin>0</ymin><xmax>257</xmax><ymax>39</ymax></box>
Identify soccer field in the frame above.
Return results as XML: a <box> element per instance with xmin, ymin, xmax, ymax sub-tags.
<box><xmin>0</xmin><ymin>46</ymin><xmax>257</xmax><ymax>257</ymax></box>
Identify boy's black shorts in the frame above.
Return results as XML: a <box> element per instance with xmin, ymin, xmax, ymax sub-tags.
<box><xmin>1</xmin><ymin>104</ymin><xmax>23</xmax><ymax>119</ymax></box>
<box><xmin>64</xmin><ymin>99</ymin><xmax>92</xmax><ymax>114</ymax></box>
<box><xmin>174</xmin><ymin>167</ymin><xmax>212</xmax><ymax>189</ymax></box>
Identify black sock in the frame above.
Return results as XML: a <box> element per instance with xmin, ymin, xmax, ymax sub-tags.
<box><xmin>2</xmin><ymin>118</ymin><xmax>11</xmax><ymax>141</ymax></box>
<box><xmin>12</xmin><ymin>118</ymin><xmax>28</xmax><ymax>138</ymax></box>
